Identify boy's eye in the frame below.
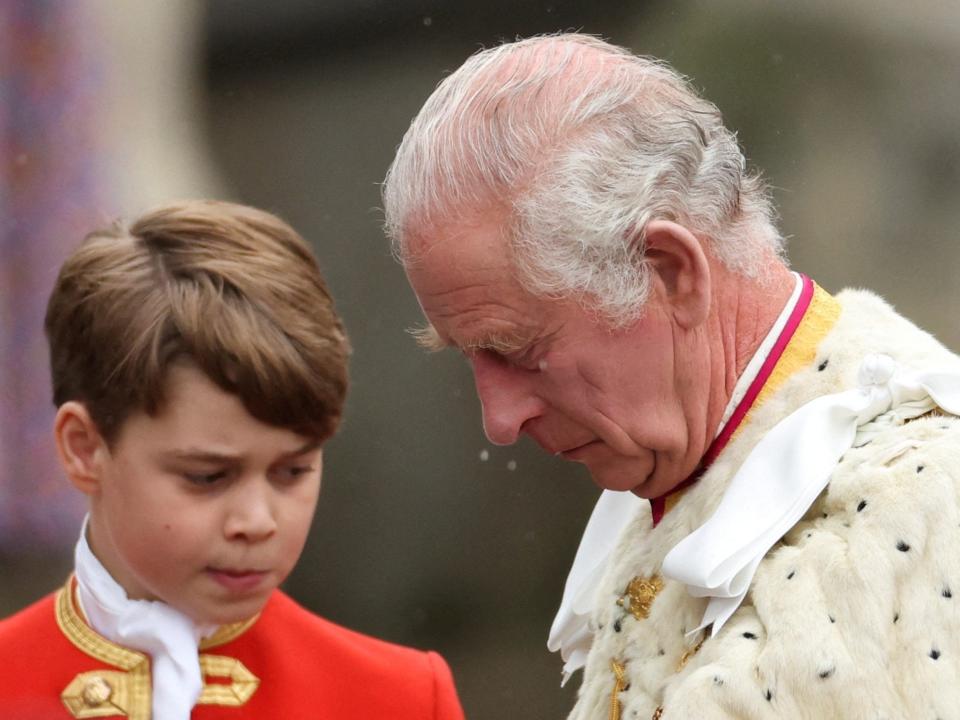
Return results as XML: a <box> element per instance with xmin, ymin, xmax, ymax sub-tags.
<box><xmin>275</xmin><ymin>465</ymin><xmax>316</xmax><ymax>482</ymax></box>
<box><xmin>184</xmin><ymin>470</ymin><xmax>229</xmax><ymax>485</ymax></box>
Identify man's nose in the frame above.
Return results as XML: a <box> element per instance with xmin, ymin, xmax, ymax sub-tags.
<box><xmin>471</xmin><ymin>351</ymin><xmax>543</xmax><ymax>445</ymax></box>
<box><xmin>224</xmin><ymin>478</ymin><xmax>278</xmax><ymax>543</ymax></box>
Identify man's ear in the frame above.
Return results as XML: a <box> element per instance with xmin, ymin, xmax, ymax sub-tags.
<box><xmin>54</xmin><ymin>402</ymin><xmax>109</xmax><ymax>496</ymax></box>
<box><xmin>640</xmin><ymin>219</ymin><xmax>711</xmax><ymax>329</ymax></box>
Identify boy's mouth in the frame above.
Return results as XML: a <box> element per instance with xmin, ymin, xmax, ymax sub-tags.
<box><xmin>206</xmin><ymin>567</ymin><xmax>269</xmax><ymax>593</ymax></box>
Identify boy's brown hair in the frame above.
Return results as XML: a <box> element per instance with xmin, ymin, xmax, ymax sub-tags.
<box><xmin>45</xmin><ymin>199</ymin><xmax>350</xmax><ymax>445</ymax></box>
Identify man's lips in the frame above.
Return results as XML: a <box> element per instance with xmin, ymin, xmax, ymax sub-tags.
<box><xmin>557</xmin><ymin>439</ymin><xmax>602</xmax><ymax>460</ymax></box>
<box><xmin>206</xmin><ymin>568</ymin><xmax>270</xmax><ymax>593</ymax></box>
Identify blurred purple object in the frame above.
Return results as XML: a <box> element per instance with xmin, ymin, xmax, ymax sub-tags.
<box><xmin>0</xmin><ymin>1</ymin><xmax>105</xmax><ymax>550</ymax></box>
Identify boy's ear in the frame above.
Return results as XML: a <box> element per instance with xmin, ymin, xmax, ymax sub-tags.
<box><xmin>54</xmin><ymin>402</ymin><xmax>108</xmax><ymax>496</ymax></box>
<box><xmin>640</xmin><ymin>219</ymin><xmax>711</xmax><ymax>329</ymax></box>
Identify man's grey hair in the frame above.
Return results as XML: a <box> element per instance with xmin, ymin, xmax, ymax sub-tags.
<box><xmin>383</xmin><ymin>34</ymin><xmax>784</xmax><ymax>325</ymax></box>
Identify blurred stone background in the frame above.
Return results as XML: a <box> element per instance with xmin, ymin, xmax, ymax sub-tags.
<box><xmin>1</xmin><ymin>2</ymin><xmax>958</xmax><ymax>718</ymax></box>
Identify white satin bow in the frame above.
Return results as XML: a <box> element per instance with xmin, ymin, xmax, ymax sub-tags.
<box><xmin>662</xmin><ymin>353</ymin><xmax>960</xmax><ymax>635</ymax></box>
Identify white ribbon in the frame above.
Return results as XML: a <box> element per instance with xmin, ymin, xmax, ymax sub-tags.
<box><xmin>547</xmin><ymin>490</ymin><xmax>645</xmax><ymax>685</ymax></box>
<box><xmin>662</xmin><ymin>353</ymin><xmax>960</xmax><ymax>635</ymax></box>
<box><xmin>75</xmin><ymin>518</ymin><xmax>216</xmax><ymax>720</ymax></box>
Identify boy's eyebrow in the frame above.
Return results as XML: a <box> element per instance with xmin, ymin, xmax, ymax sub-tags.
<box><xmin>165</xmin><ymin>438</ymin><xmax>323</xmax><ymax>463</ymax></box>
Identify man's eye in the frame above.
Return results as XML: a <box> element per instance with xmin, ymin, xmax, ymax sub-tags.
<box><xmin>508</xmin><ymin>350</ymin><xmax>541</xmax><ymax>371</ymax></box>
<box><xmin>184</xmin><ymin>470</ymin><xmax>228</xmax><ymax>485</ymax></box>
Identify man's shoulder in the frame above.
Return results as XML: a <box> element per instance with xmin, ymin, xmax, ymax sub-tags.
<box><xmin>825</xmin><ymin>412</ymin><xmax>960</xmax><ymax>522</ymax></box>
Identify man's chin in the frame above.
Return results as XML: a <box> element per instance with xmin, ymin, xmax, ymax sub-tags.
<box><xmin>569</xmin><ymin>445</ymin><xmax>656</xmax><ymax>494</ymax></box>
<box><xmin>588</xmin><ymin>466</ymin><xmax>653</xmax><ymax>495</ymax></box>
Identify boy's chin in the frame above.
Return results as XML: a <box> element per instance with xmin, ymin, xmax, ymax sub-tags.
<box><xmin>184</xmin><ymin>592</ymin><xmax>273</xmax><ymax>628</ymax></box>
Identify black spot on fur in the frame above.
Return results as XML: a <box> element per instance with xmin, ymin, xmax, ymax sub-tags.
<box><xmin>857</xmin><ymin>500</ymin><xmax>867</xmax><ymax>512</ymax></box>
<box><xmin>897</xmin><ymin>540</ymin><xmax>911</xmax><ymax>552</ymax></box>
<box><xmin>818</xmin><ymin>359</ymin><xmax>829</xmax><ymax>371</ymax></box>
<box><xmin>943</xmin><ymin>587</ymin><xmax>953</xmax><ymax>599</ymax></box>
<box><xmin>829</xmin><ymin>615</ymin><xmax>836</xmax><ymax>624</ymax></box>
<box><xmin>930</xmin><ymin>649</ymin><xmax>941</xmax><ymax>660</ymax></box>
<box><xmin>893</xmin><ymin>613</ymin><xmax>900</xmax><ymax>624</ymax></box>
<box><xmin>713</xmin><ymin>675</ymin><xmax>724</xmax><ymax>686</ymax></box>
<box><xmin>743</xmin><ymin>632</ymin><xmax>758</xmax><ymax>640</ymax></box>
<box><xmin>787</xmin><ymin>571</ymin><xmax>795</xmax><ymax>580</ymax></box>
<box><xmin>818</xmin><ymin>667</ymin><xmax>835</xmax><ymax>679</ymax></box>
<box><xmin>657</xmin><ymin>648</ymin><xmax>665</xmax><ymax>656</ymax></box>
<box><xmin>917</xmin><ymin>465</ymin><xmax>925</xmax><ymax>473</ymax></box>
<box><xmin>613</xmin><ymin>619</ymin><xmax>622</xmax><ymax>633</ymax></box>
<box><xmin>765</xmin><ymin>689</ymin><xmax>773</xmax><ymax>701</ymax></box>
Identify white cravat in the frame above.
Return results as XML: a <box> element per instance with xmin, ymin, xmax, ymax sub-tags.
<box><xmin>662</xmin><ymin>353</ymin><xmax>960</xmax><ymax>635</ymax></box>
<box><xmin>547</xmin><ymin>274</ymin><xmax>806</xmax><ymax>683</ymax></box>
<box><xmin>75</xmin><ymin>518</ymin><xmax>216</xmax><ymax>720</ymax></box>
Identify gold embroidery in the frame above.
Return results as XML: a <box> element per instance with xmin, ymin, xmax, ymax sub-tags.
<box><xmin>197</xmin><ymin>654</ymin><xmax>260</xmax><ymax>706</ymax></box>
<box><xmin>609</xmin><ymin>660</ymin><xmax>626</xmax><ymax>720</ymax></box>
<box><xmin>617</xmin><ymin>575</ymin><xmax>664</xmax><ymax>621</ymax></box>
<box><xmin>676</xmin><ymin>635</ymin><xmax>706</xmax><ymax>672</ymax></box>
<box><xmin>62</xmin><ymin>671</ymin><xmax>131</xmax><ymax>718</ymax></box>
<box><xmin>200</xmin><ymin>614</ymin><xmax>259</xmax><ymax>650</ymax></box>
<box><xmin>56</xmin><ymin>581</ymin><xmax>150</xmax><ymax>720</ymax></box>
<box><xmin>55</xmin><ymin>576</ymin><xmax>261</xmax><ymax>716</ymax></box>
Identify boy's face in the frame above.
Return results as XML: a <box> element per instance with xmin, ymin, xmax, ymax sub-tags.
<box><xmin>85</xmin><ymin>363</ymin><xmax>324</xmax><ymax>625</ymax></box>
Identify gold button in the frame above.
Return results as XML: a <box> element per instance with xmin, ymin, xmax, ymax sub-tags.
<box><xmin>82</xmin><ymin>676</ymin><xmax>113</xmax><ymax>707</ymax></box>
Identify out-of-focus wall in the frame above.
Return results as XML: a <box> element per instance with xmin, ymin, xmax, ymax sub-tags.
<box><xmin>2</xmin><ymin>2</ymin><xmax>958</xmax><ymax>719</ymax></box>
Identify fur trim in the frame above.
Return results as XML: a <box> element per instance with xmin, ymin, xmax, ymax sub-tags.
<box><xmin>569</xmin><ymin>289</ymin><xmax>960</xmax><ymax>720</ymax></box>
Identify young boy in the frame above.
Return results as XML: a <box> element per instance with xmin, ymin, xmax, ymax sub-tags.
<box><xmin>0</xmin><ymin>200</ymin><xmax>466</xmax><ymax>719</ymax></box>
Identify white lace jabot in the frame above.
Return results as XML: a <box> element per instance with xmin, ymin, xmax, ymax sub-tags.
<box><xmin>74</xmin><ymin>517</ymin><xmax>217</xmax><ymax>720</ymax></box>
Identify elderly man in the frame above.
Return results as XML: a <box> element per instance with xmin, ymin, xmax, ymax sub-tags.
<box><xmin>383</xmin><ymin>34</ymin><xmax>960</xmax><ymax>719</ymax></box>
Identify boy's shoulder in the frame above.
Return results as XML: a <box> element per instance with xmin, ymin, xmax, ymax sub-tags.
<box><xmin>202</xmin><ymin>590</ymin><xmax>466</xmax><ymax>719</ymax></box>
<box><xmin>0</xmin><ymin>590</ymin><xmax>57</xmax><ymax>639</ymax></box>
<box><xmin>0</xmin><ymin>588</ymin><xmax>102</xmax><ymax>718</ymax></box>
<box><xmin>248</xmin><ymin>589</ymin><xmax>428</xmax><ymax>660</ymax></box>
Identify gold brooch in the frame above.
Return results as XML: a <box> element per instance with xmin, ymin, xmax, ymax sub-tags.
<box><xmin>616</xmin><ymin>575</ymin><xmax>664</xmax><ymax>621</ymax></box>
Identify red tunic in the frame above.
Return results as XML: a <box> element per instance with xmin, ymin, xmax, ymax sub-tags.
<box><xmin>0</xmin><ymin>579</ymin><xmax>465</xmax><ymax>720</ymax></box>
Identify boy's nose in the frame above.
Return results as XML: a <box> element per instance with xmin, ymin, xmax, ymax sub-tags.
<box><xmin>224</xmin><ymin>479</ymin><xmax>278</xmax><ymax>542</ymax></box>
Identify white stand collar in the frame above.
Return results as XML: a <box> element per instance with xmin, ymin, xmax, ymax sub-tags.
<box><xmin>547</xmin><ymin>273</ymin><xmax>805</xmax><ymax>684</ymax></box>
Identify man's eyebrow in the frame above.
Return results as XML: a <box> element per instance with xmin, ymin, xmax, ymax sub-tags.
<box><xmin>465</xmin><ymin>332</ymin><xmax>528</xmax><ymax>354</ymax></box>
<box><xmin>409</xmin><ymin>323</ymin><xmax>449</xmax><ymax>352</ymax></box>
<box><xmin>408</xmin><ymin>324</ymin><xmax>529</xmax><ymax>355</ymax></box>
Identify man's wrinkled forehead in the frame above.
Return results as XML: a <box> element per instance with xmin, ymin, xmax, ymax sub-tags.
<box><xmin>401</xmin><ymin>203</ymin><xmax>511</xmax><ymax>265</ymax></box>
